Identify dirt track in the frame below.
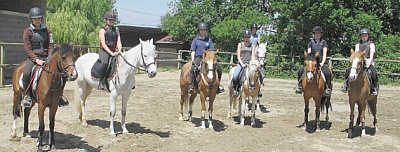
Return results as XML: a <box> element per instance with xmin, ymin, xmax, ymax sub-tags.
<box><xmin>1</xmin><ymin>70</ymin><xmax>399</xmax><ymax>151</ymax></box>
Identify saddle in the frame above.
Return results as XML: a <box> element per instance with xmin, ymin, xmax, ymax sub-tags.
<box><xmin>91</xmin><ymin>56</ymin><xmax>118</xmax><ymax>81</ymax></box>
<box><xmin>19</xmin><ymin>64</ymin><xmax>52</xmax><ymax>102</ymax></box>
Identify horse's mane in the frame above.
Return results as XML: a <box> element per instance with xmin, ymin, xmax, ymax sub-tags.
<box><xmin>53</xmin><ymin>43</ymin><xmax>74</xmax><ymax>57</ymax></box>
<box><xmin>306</xmin><ymin>52</ymin><xmax>317</xmax><ymax>62</ymax></box>
<box><xmin>350</xmin><ymin>51</ymin><xmax>365</xmax><ymax>64</ymax></box>
<box><xmin>203</xmin><ymin>49</ymin><xmax>215</xmax><ymax>61</ymax></box>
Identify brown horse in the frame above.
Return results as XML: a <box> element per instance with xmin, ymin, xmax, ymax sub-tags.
<box><xmin>179</xmin><ymin>49</ymin><xmax>220</xmax><ymax>128</ymax></box>
<box><xmin>301</xmin><ymin>51</ymin><xmax>332</xmax><ymax>130</ymax></box>
<box><xmin>347</xmin><ymin>49</ymin><xmax>378</xmax><ymax>138</ymax></box>
<box><xmin>11</xmin><ymin>43</ymin><xmax>77</xmax><ymax>151</ymax></box>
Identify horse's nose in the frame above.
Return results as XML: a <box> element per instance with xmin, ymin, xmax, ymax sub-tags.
<box><xmin>148</xmin><ymin>71</ymin><xmax>157</xmax><ymax>78</ymax></box>
<box><xmin>250</xmin><ymin>85</ymin><xmax>255</xmax><ymax>90</ymax></box>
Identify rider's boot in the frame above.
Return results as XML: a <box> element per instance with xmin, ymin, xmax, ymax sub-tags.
<box><xmin>21</xmin><ymin>82</ymin><xmax>32</xmax><ymax>107</ymax></box>
<box><xmin>340</xmin><ymin>79</ymin><xmax>348</xmax><ymax>93</ymax></box>
<box><xmin>187</xmin><ymin>73</ymin><xmax>195</xmax><ymax>94</ymax></box>
<box><xmin>58</xmin><ymin>95</ymin><xmax>69</xmax><ymax>107</ymax></box>
<box><xmin>324</xmin><ymin>88</ymin><xmax>332</xmax><ymax>96</ymax></box>
<box><xmin>98</xmin><ymin>77</ymin><xmax>106</xmax><ymax>90</ymax></box>
<box><xmin>294</xmin><ymin>81</ymin><xmax>303</xmax><ymax>94</ymax></box>
<box><xmin>231</xmin><ymin>81</ymin><xmax>239</xmax><ymax>97</ymax></box>
<box><xmin>217</xmin><ymin>85</ymin><xmax>225</xmax><ymax>94</ymax></box>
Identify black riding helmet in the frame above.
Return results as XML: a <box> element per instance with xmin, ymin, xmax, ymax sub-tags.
<box><xmin>312</xmin><ymin>26</ymin><xmax>323</xmax><ymax>33</ymax></box>
<box><xmin>104</xmin><ymin>11</ymin><xmax>116</xmax><ymax>20</ymax></box>
<box><xmin>359</xmin><ymin>28</ymin><xmax>370</xmax><ymax>35</ymax></box>
<box><xmin>250</xmin><ymin>23</ymin><xmax>259</xmax><ymax>29</ymax></box>
<box><xmin>29</xmin><ymin>7</ymin><xmax>43</xmax><ymax>19</ymax></box>
<box><xmin>198</xmin><ymin>22</ymin><xmax>208</xmax><ymax>30</ymax></box>
<box><xmin>242</xmin><ymin>29</ymin><xmax>251</xmax><ymax>37</ymax></box>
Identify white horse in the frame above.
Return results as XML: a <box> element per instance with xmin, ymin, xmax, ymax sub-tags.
<box><xmin>74</xmin><ymin>38</ymin><xmax>157</xmax><ymax>136</ymax></box>
<box><xmin>228</xmin><ymin>60</ymin><xmax>261</xmax><ymax>126</ymax></box>
<box><xmin>245</xmin><ymin>41</ymin><xmax>267</xmax><ymax>110</ymax></box>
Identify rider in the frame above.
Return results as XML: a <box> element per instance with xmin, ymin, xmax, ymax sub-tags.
<box><xmin>188</xmin><ymin>22</ymin><xmax>224</xmax><ymax>94</ymax></box>
<box><xmin>250</xmin><ymin>23</ymin><xmax>265</xmax><ymax>97</ymax></box>
<box><xmin>98</xmin><ymin>11</ymin><xmax>122</xmax><ymax>90</ymax></box>
<box><xmin>294</xmin><ymin>26</ymin><xmax>332</xmax><ymax>96</ymax></box>
<box><xmin>231</xmin><ymin>29</ymin><xmax>256</xmax><ymax>97</ymax></box>
<box><xmin>340</xmin><ymin>28</ymin><xmax>379</xmax><ymax>95</ymax></box>
<box><xmin>21</xmin><ymin>7</ymin><xmax>69</xmax><ymax>107</ymax></box>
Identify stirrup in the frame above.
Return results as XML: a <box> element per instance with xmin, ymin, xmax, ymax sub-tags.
<box><xmin>189</xmin><ymin>85</ymin><xmax>194</xmax><ymax>94</ymax></box>
<box><xmin>217</xmin><ymin>85</ymin><xmax>225</xmax><ymax>94</ymax></box>
<box><xmin>340</xmin><ymin>84</ymin><xmax>348</xmax><ymax>93</ymax></box>
<box><xmin>58</xmin><ymin>95</ymin><xmax>69</xmax><ymax>107</ymax></box>
<box><xmin>21</xmin><ymin>95</ymin><xmax>32</xmax><ymax>107</ymax></box>
<box><xmin>232</xmin><ymin>90</ymin><xmax>239</xmax><ymax>97</ymax></box>
<box><xmin>258</xmin><ymin>91</ymin><xmax>262</xmax><ymax>98</ymax></box>
<box><xmin>98</xmin><ymin>81</ymin><xmax>106</xmax><ymax>90</ymax></box>
<box><xmin>324</xmin><ymin>88</ymin><xmax>332</xmax><ymax>96</ymax></box>
<box><xmin>370</xmin><ymin>88</ymin><xmax>378</xmax><ymax>96</ymax></box>
<box><xmin>294</xmin><ymin>86</ymin><xmax>302</xmax><ymax>94</ymax></box>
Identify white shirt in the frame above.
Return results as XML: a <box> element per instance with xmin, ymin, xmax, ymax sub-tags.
<box><xmin>355</xmin><ymin>42</ymin><xmax>375</xmax><ymax>66</ymax></box>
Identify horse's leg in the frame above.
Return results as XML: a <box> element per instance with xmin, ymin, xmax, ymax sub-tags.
<box><xmin>256</xmin><ymin>96</ymin><xmax>261</xmax><ymax>110</ymax></box>
<box><xmin>48</xmin><ymin>103</ymin><xmax>58</xmax><ymax>150</ymax></box>
<box><xmin>348</xmin><ymin>100</ymin><xmax>356</xmax><ymax>138</ymax></box>
<box><xmin>208</xmin><ymin>95</ymin><xmax>216</xmax><ymax>129</ymax></box>
<box><xmin>314</xmin><ymin>97</ymin><xmax>322</xmax><ymax>131</ymax></box>
<box><xmin>245</xmin><ymin>97</ymin><xmax>249</xmax><ymax>110</ymax></box>
<box><xmin>360</xmin><ymin>103</ymin><xmax>367</xmax><ymax>137</ymax></box>
<box><xmin>200</xmin><ymin>93</ymin><xmax>207</xmax><ymax>128</ymax></box>
<box><xmin>302</xmin><ymin>96</ymin><xmax>310</xmax><ymax>128</ymax></box>
<box><xmin>37</xmin><ymin>105</ymin><xmax>46</xmax><ymax>152</ymax></box>
<box><xmin>369</xmin><ymin>98</ymin><xmax>378</xmax><ymax>132</ymax></box>
<box><xmin>109</xmin><ymin>92</ymin><xmax>118</xmax><ymax>136</ymax></box>
<box><xmin>11</xmin><ymin>92</ymin><xmax>22</xmax><ymax>140</ymax></box>
<box><xmin>77</xmin><ymin>82</ymin><xmax>92</xmax><ymax>126</ymax></box>
<box><xmin>228</xmin><ymin>91</ymin><xmax>233</xmax><ymax>119</ymax></box>
<box><xmin>356</xmin><ymin>103</ymin><xmax>363</xmax><ymax>126</ymax></box>
<box><xmin>179</xmin><ymin>90</ymin><xmax>189</xmax><ymax>121</ymax></box>
<box><xmin>23</xmin><ymin>107</ymin><xmax>33</xmax><ymax>137</ymax></box>
<box><xmin>325</xmin><ymin>97</ymin><xmax>330</xmax><ymax>122</ymax></box>
<box><xmin>188</xmin><ymin>94</ymin><xmax>196</xmax><ymax>122</ymax></box>
<box><xmin>251</xmin><ymin>96</ymin><xmax>257</xmax><ymax>126</ymax></box>
<box><xmin>121</xmin><ymin>93</ymin><xmax>130</xmax><ymax>134</ymax></box>
<box><xmin>240</xmin><ymin>95</ymin><xmax>246</xmax><ymax>126</ymax></box>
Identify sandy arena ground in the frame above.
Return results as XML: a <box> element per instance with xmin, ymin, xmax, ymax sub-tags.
<box><xmin>0</xmin><ymin>70</ymin><xmax>399</xmax><ymax>151</ymax></box>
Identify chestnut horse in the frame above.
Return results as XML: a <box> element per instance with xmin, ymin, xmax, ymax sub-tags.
<box><xmin>179</xmin><ymin>49</ymin><xmax>220</xmax><ymax>128</ymax></box>
<box><xmin>301</xmin><ymin>51</ymin><xmax>332</xmax><ymax>130</ymax></box>
<box><xmin>228</xmin><ymin>60</ymin><xmax>260</xmax><ymax>126</ymax></box>
<box><xmin>347</xmin><ymin>49</ymin><xmax>378</xmax><ymax>138</ymax></box>
<box><xmin>11</xmin><ymin>43</ymin><xmax>77</xmax><ymax>151</ymax></box>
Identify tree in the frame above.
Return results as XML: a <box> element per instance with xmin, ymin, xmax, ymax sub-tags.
<box><xmin>161</xmin><ymin>0</ymin><xmax>271</xmax><ymax>53</ymax></box>
<box><xmin>46</xmin><ymin>0</ymin><xmax>116</xmax><ymax>45</ymax></box>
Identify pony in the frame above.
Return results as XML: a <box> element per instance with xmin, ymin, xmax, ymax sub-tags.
<box><xmin>179</xmin><ymin>49</ymin><xmax>220</xmax><ymax>128</ymax></box>
<box><xmin>245</xmin><ymin>42</ymin><xmax>267</xmax><ymax>110</ymax></box>
<box><xmin>74</xmin><ymin>38</ymin><xmax>157</xmax><ymax>136</ymax></box>
<box><xmin>347</xmin><ymin>49</ymin><xmax>378</xmax><ymax>138</ymax></box>
<box><xmin>11</xmin><ymin>43</ymin><xmax>77</xmax><ymax>151</ymax></box>
<box><xmin>228</xmin><ymin>60</ymin><xmax>261</xmax><ymax>126</ymax></box>
<box><xmin>300</xmin><ymin>51</ymin><xmax>332</xmax><ymax>130</ymax></box>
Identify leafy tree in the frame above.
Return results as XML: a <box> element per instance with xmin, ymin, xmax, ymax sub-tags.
<box><xmin>46</xmin><ymin>0</ymin><xmax>116</xmax><ymax>45</ymax></box>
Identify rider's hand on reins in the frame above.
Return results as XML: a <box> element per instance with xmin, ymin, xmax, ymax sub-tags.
<box><xmin>35</xmin><ymin>59</ymin><xmax>45</xmax><ymax>66</ymax></box>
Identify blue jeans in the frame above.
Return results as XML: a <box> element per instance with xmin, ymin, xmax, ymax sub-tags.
<box><xmin>232</xmin><ymin>64</ymin><xmax>243</xmax><ymax>83</ymax></box>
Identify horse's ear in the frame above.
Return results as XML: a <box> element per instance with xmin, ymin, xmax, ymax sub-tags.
<box><xmin>315</xmin><ymin>51</ymin><xmax>319</xmax><ymax>58</ymax></box>
<box><xmin>304</xmin><ymin>51</ymin><xmax>308</xmax><ymax>58</ymax></box>
<box><xmin>150</xmin><ymin>38</ymin><xmax>153</xmax><ymax>44</ymax></box>
<box><xmin>360</xmin><ymin>50</ymin><xmax>366</xmax><ymax>57</ymax></box>
<box><xmin>139</xmin><ymin>38</ymin><xmax>143</xmax><ymax>44</ymax></box>
<box><xmin>215</xmin><ymin>49</ymin><xmax>219</xmax><ymax>54</ymax></box>
<box><xmin>350</xmin><ymin>49</ymin><xmax>355</xmax><ymax>54</ymax></box>
<box><xmin>202</xmin><ymin>49</ymin><xmax>206</xmax><ymax>54</ymax></box>
<box><xmin>56</xmin><ymin>43</ymin><xmax>61</xmax><ymax>48</ymax></box>
<box><xmin>69</xmin><ymin>42</ymin><xmax>74</xmax><ymax>46</ymax></box>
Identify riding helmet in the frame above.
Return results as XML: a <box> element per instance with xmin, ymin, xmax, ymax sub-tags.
<box><xmin>250</xmin><ymin>23</ymin><xmax>259</xmax><ymax>29</ymax></box>
<box><xmin>312</xmin><ymin>26</ymin><xmax>323</xmax><ymax>33</ymax></box>
<box><xmin>242</xmin><ymin>29</ymin><xmax>251</xmax><ymax>37</ymax></box>
<box><xmin>359</xmin><ymin>28</ymin><xmax>370</xmax><ymax>35</ymax></box>
<box><xmin>198</xmin><ymin>22</ymin><xmax>208</xmax><ymax>30</ymax></box>
<box><xmin>104</xmin><ymin>11</ymin><xmax>116</xmax><ymax>20</ymax></box>
<box><xmin>29</xmin><ymin>7</ymin><xmax>43</xmax><ymax>19</ymax></box>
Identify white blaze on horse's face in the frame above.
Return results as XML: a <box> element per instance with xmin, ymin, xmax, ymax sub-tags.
<box><xmin>139</xmin><ymin>38</ymin><xmax>157</xmax><ymax>78</ymax></box>
<box><xmin>306</xmin><ymin>60</ymin><xmax>314</xmax><ymax>82</ymax></box>
<box><xmin>249</xmin><ymin>64</ymin><xmax>258</xmax><ymax>90</ymax></box>
<box><xmin>206</xmin><ymin>58</ymin><xmax>214</xmax><ymax>79</ymax></box>
<box><xmin>349</xmin><ymin>57</ymin><xmax>360</xmax><ymax>81</ymax></box>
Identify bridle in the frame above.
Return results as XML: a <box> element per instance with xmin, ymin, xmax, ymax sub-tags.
<box><xmin>42</xmin><ymin>52</ymin><xmax>76</xmax><ymax>76</ymax></box>
<box><xmin>120</xmin><ymin>43</ymin><xmax>156</xmax><ymax>72</ymax></box>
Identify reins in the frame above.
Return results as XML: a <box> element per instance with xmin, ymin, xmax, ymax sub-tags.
<box><xmin>119</xmin><ymin>44</ymin><xmax>155</xmax><ymax>72</ymax></box>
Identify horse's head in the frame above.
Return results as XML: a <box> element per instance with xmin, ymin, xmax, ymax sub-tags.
<box><xmin>202</xmin><ymin>49</ymin><xmax>219</xmax><ymax>79</ymax></box>
<box><xmin>349</xmin><ymin>49</ymin><xmax>366</xmax><ymax>81</ymax></box>
<box><xmin>248</xmin><ymin>60</ymin><xmax>260</xmax><ymax>90</ymax></box>
<box><xmin>139</xmin><ymin>38</ymin><xmax>157</xmax><ymax>78</ymax></box>
<box><xmin>257</xmin><ymin>41</ymin><xmax>267</xmax><ymax>67</ymax></box>
<box><xmin>304</xmin><ymin>51</ymin><xmax>319</xmax><ymax>82</ymax></box>
<box><xmin>56</xmin><ymin>42</ymin><xmax>78</xmax><ymax>81</ymax></box>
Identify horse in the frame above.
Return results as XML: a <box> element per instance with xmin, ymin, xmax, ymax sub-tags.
<box><xmin>228</xmin><ymin>60</ymin><xmax>261</xmax><ymax>126</ymax></box>
<box><xmin>347</xmin><ymin>49</ymin><xmax>378</xmax><ymax>138</ymax></box>
<box><xmin>300</xmin><ymin>51</ymin><xmax>332</xmax><ymax>130</ymax></box>
<box><xmin>74</xmin><ymin>38</ymin><xmax>157</xmax><ymax>136</ymax></box>
<box><xmin>11</xmin><ymin>43</ymin><xmax>77</xmax><ymax>151</ymax></box>
<box><xmin>245</xmin><ymin>42</ymin><xmax>267</xmax><ymax>110</ymax></box>
<box><xmin>179</xmin><ymin>49</ymin><xmax>220</xmax><ymax>128</ymax></box>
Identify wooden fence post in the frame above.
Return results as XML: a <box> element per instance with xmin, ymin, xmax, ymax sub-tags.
<box><xmin>178</xmin><ymin>50</ymin><xmax>182</xmax><ymax>69</ymax></box>
<box><xmin>0</xmin><ymin>45</ymin><xmax>3</xmax><ymax>87</ymax></box>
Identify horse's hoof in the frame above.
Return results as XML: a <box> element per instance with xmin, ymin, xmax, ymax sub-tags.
<box><xmin>209</xmin><ymin>124</ymin><xmax>214</xmax><ymax>129</ymax></box>
<box><xmin>179</xmin><ymin>116</ymin><xmax>184</xmax><ymax>121</ymax></box>
<box><xmin>123</xmin><ymin>128</ymin><xmax>129</xmax><ymax>134</ymax></box>
<box><xmin>82</xmin><ymin>121</ymin><xmax>88</xmax><ymax>126</ymax></box>
<box><xmin>361</xmin><ymin>129</ymin><xmax>366</xmax><ymax>137</ymax></box>
<box><xmin>110</xmin><ymin>132</ymin><xmax>117</xmax><ymax>137</ymax></box>
<box><xmin>37</xmin><ymin>146</ymin><xmax>43</xmax><ymax>152</ymax></box>
<box><xmin>10</xmin><ymin>134</ymin><xmax>21</xmax><ymax>141</ymax></box>
<box><xmin>23</xmin><ymin>132</ymin><xmax>31</xmax><ymax>138</ymax></box>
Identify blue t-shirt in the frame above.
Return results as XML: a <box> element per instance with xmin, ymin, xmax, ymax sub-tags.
<box><xmin>250</xmin><ymin>33</ymin><xmax>259</xmax><ymax>47</ymax></box>
<box><xmin>190</xmin><ymin>36</ymin><xmax>214</xmax><ymax>57</ymax></box>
